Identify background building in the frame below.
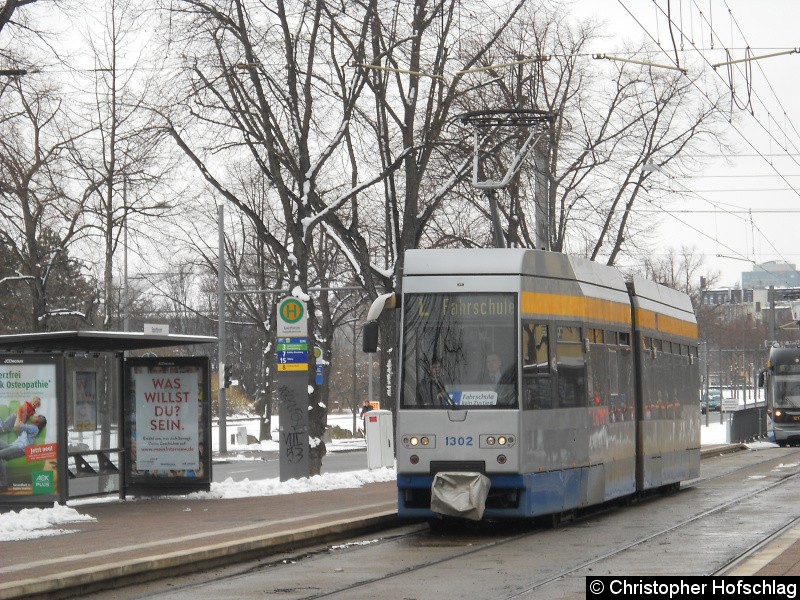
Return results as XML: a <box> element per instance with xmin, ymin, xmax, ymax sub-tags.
<box><xmin>742</xmin><ymin>261</ymin><xmax>800</xmax><ymax>289</ymax></box>
<box><xmin>698</xmin><ymin>262</ymin><xmax>800</xmax><ymax>392</ymax></box>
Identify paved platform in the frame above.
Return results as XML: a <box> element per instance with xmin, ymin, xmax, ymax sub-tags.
<box><xmin>1</xmin><ymin>445</ymin><xmax>797</xmax><ymax>599</ymax></box>
<box><xmin>0</xmin><ymin>482</ymin><xmax>398</xmax><ymax>600</ymax></box>
<box><xmin>723</xmin><ymin>518</ymin><xmax>800</xmax><ymax>576</ymax></box>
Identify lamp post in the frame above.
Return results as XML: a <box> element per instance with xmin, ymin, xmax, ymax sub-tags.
<box><xmin>123</xmin><ymin>180</ymin><xmax>129</xmax><ymax>332</ymax></box>
<box><xmin>218</xmin><ymin>204</ymin><xmax>227</xmax><ymax>455</ymax></box>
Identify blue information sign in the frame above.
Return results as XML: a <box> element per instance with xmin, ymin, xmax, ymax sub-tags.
<box><xmin>315</xmin><ymin>363</ymin><xmax>324</xmax><ymax>385</ymax></box>
<box><xmin>276</xmin><ymin>336</ymin><xmax>309</xmax><ymax>371</ymax></box>
<box><xmin>277</xmin><ymin>350</ymin><xmax>308</xmax><ymax>363</ymax></box>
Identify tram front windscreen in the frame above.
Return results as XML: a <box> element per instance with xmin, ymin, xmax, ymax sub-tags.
<box><xmin>773</xmin><ymin>367</ymin><xmax>800</xmax><ymax>409</ymax></box>
<box><xmin>401</xmin><ymin>293</ymin><xmax>518</xmax><ymax>409</ymax></box>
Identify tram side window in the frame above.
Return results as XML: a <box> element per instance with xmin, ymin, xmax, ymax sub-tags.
<box><xmin>522</xmin><ymin>322</ymin><xmax>552</xmax><ymax>409</ymax></box>
<box><xmin>556</xmin><ymin>326</ymin><xmax>587</xmax><ymax>408</ymax></box>
<box><xmin>587</xmin><ymin>328</ymin><xmax>604</xmax><ymax>344</ymax></box>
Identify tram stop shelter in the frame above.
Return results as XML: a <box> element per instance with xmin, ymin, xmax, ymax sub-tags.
<box><xmin>0</xmin><ymin>331</ymin><xmax>216</xmax><ymax>510</ymax></box>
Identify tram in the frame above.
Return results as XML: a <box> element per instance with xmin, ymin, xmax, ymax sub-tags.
<box><xmin>364</xmin><ymin>248</ymin><xmax>701</xmax><ymax>521</ymax></box>
<box><xmin>761</xmin><ymin>345</ymin><xmax>800</xmax><ymax>446</ymax></box>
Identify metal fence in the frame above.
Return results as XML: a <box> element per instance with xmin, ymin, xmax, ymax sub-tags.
<box><xmin>728</xmin><ymin>406</ymin><xmax>768</xmax><ymax>443</ymax></box>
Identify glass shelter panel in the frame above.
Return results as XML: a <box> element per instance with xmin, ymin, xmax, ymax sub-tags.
<box><xmin>65</xmin><ymin>354</ymin><xmax>122</xmax><ymax>497</ymax></box>
<box><xmin>66</xmin><ymin>355</ymin><xmax>119</xmax><ymax>450</ymax></box>
<box><xmin>402</xmin><ymin>293</ymin><xmax>518</xmax><ymax>409</ymax></box>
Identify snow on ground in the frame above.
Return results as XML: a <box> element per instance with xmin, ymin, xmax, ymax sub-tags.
<box><xmin>211</xmin><ymin>411</ymin><xmax>364</xmax><ymax>454</ymax></box>
<box><xmin>193</xmin><ymin>467</ymin><xmax>395</xmax><ymax>500</ymax></box>
<box><xmin>0</xmin><ymin>503</ymin><xmax>96</xmax><ymax>541</ymax></box>
<box><xmin>0</xmin><ymin>413</ymin><xmax>775</xmax><ymax>542</ymax></box>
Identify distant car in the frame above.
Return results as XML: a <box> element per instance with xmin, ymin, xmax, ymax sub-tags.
<box><xmin>701</xmin><ymin>390</ymin><xmax>722</xmax><ymax>414</ymax></box>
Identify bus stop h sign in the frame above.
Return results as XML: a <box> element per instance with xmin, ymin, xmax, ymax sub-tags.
<box><xmin>277</xmin><ymin>297</ymin><xmax>308</xmax><ymax>338</ymax></box>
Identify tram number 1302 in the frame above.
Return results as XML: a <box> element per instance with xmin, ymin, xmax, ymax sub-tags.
<box><xmin>444</xmin><ymin>436</ymin><xmax>474</xmax><ymax>446</ymax></box>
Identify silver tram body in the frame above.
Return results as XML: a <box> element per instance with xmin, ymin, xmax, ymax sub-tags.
<box><xmin>395</xmin><ymin>248</ymin><xmax>700</xmax><ymax>520</ymax></box>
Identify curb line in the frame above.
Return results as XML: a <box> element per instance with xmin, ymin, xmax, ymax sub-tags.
<box><xmin>0</xmin><ymin>511</ymin><xmax>398</xmax><ymax>600</ymax></box>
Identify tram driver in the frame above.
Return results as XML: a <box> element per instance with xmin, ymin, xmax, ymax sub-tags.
<box><xmin>486</xmin><ymin>352</ymin><xmax>517</xmax><ymax>406</ymax></box>
<box><xmin>416</xmin><ymin>358</ymin><xmax>452</xmax><ymax>406</ymax></box>
<box><xmin>486</xmin><ymin>353</ymin><xmax>503</xmax><ymax>384</ymax></box>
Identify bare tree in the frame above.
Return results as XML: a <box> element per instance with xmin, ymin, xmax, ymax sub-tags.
<box><xmin>640</xmin><ymin>246</ymin><xmax>714</xmax><ymax>297</ymax></box>
<box><xmin>154</xmin><ymin>0</ymin><xmax>389</xmax><ymax>474</ymax></box>
<box><xmin>154</xmin><ymin>0</ymin><xmax>545</xmax><ymax>430</ymax></box>
<box><xmin>0</xmin><ymin>0</ymin><xmax>38</xmax><ymax>38</ymax></box>
<box><xmin>455</xmin><ymin>6</ymin><xmax>728</xmax><ymax>267</ymax></box>
<box><xmin>0</xmin><ymin>77</ymin><xmax>98</xmax><ymax>330</ymax></box>
<box><xmin>66</xmin><ymin>0</ymin><xmax>173</xmax><ymax>331</ymax></box>
<box><xmin>1</xmin><ymin>0</ymin><xmax>71</xmax><ymax>69</ymax></box>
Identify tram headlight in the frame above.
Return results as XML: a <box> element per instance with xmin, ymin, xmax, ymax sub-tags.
<box><xmin>774</xmin><ymin>409</ymin><xmax>783</xmax><ymax>420</ymax></box>
<box><xmin>480</xmin><ymin>434</ymin><xmax>516</xmax><ymax>448</ymax></box>
<box><xmin>497</xmin><ymin>454</ymin><xmax>507</xmax><ymax>464</ymax></box>
<box><xmin>402</xmin><ymin>434</ymin><xmax>435</xmax><ymax>449</ymax></box>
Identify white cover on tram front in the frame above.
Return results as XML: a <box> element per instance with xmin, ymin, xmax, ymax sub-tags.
<box><xmin>430</xmin><ymin>472</ymin><xmax>491</xmax><ymax>521</ymax></box>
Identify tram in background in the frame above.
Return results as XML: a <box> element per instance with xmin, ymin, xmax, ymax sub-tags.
<box><xmin>363</xmin><ymin>248</ymin><xmax>701</xmax><ymax>521</ymax></box>
<box><xmin>761</xmin><ymin>345</ymin><xmax>800</xmax><ymax>446</ymax></box>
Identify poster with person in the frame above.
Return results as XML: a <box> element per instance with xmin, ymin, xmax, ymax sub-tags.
<box><xmin>0</xmin><ymin>355</ymin><xmax>62</xmax><ymax>503</ymax></box>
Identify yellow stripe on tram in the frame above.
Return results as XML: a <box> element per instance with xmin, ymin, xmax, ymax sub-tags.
<box><xmin>635</xmin><ymin>309</ymin><xmax>698</xmax><ymax>341</ymax></box>
<box><xmin>520</xmin><ymin>292</ymin><xmax>698</xmax><ymax>341</ymax></box>
<box><xmin>520</xmin><ymin>291</ymin><xmax>631</xmax><ymax>327</ymax></box>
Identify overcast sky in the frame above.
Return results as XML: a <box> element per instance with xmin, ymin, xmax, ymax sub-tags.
<box><xmin>571</xmin><ymin>0</ymin><xmax>800</xmax><ymax>288</ymax></box>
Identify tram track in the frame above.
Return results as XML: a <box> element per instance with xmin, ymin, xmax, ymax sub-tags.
<box><xmin>92</xmin><ymin>448</ymin><xmax>800</xmax><ymax>600</ymax></box>
<box><xmin>716</xmin><ymin>515</ymin><xmax>800</xmax><ymax>576</ymax></box>
<box><xmin>251</xmin><ymin>450</ymin><xmax>800</xmax><ymax>600</ymax></box>
<box><xmin>313</xmin><ymin>450</ymin><xmax>800</xmax><ymax>600</ymax></box>
<box><xmin>499</xmin><ymin>469</ymin><xmax>800</xmax><ymax>598</ymax></box>
<box><xmin>301</xmin><ymin>527</ymin><xmax>540</xmax><ymax>599</ymax></box>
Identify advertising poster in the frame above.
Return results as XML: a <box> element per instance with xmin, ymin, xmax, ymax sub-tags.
<box><xmin>125</xmin><ymin>357</ymin><xmax>210</xmax><ymax>494</ymax></box>
<box><xmin>73</xmin><ymin>370</ymin><xmax>97</xmax><ymax>431</ymax></box>
<box><xmin>134</xmin><ymin>370</ymin><xmax>199</xmax><ymax>471</ymax></box>
<box><xmin>0</xmin><ymin>357</ymin><xmax>61</xmax><ymax>501</ymax></box>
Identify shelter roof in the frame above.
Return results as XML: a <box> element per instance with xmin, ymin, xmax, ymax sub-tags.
<box><xmin>0</xmin><ymin>331</ymin><xmax>216</xmax><ymax>354</ymax></box>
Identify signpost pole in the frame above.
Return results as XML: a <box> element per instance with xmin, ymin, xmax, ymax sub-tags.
<box><xmin>276</xmin><ymin>296</ymin><xmax>311</xmax><ymax>481</ymax></box>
